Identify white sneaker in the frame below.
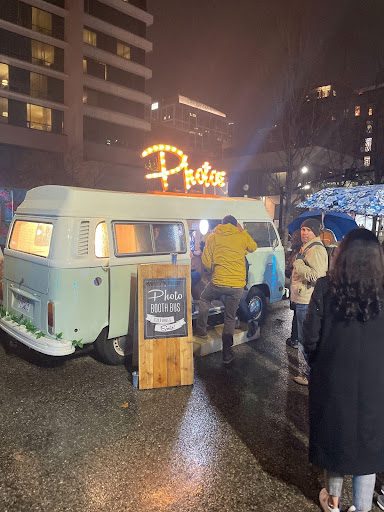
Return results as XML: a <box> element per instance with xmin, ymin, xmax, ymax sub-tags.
<box><xmin>346</xmin><ymin>506</ymin><xmax>356</xmax><ymax>512</ymax></box>
<box><xmin>293</xmin><ymin>375</ymin><xmax>309</xmax><ymax>386</ymax></box>
<box><xmin>319</xmin><ymin>488</ymin><xmax>340</xmax><ymax>512</ymax></box>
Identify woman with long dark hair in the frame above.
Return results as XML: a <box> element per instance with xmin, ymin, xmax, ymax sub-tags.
<box><xmin>303</xmin><ymin>228</ymin><xmax>384</xmax><ymax>512</ymax></box>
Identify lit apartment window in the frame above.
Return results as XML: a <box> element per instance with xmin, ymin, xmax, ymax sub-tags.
<box><xmin>366</xmin><ymin>120</ymin><xmax>373</xmax><ymax>134</ymax></box>
<box><xmin>30</xmin><ymin>73</ymin><xmax>48</xmax><ymax>98</ymax></box>
<box><xmin>83</xmin><ymin>29</ymin><xmax>97</xmax><ymax>46</ymax></box>
<box><xmin>27</xmin><ymin>103</ymin><xmax>52</xmax><ymax>131</ymax></box>
<box><xmin>0</xmin><ymin>97</ymin><xmax>8</xmax><ymax>122</ymax></box>
<box><xmin>32</xmin><ymin>7</ymin><xmax>52</xmax><ymax>36</ymax></box>
<box><xmin>82</xmin><ymin>89</ymin><xmax>87</xmax><ymax>103</ymax></box>
<box><xmin>316</xmin><ymin>85</ymin><xmax>331</xmax><ymax>98</ymax></box>
<box><xmin>354</xmin><ymin>105</ymin><xmax>361</xmax><ymax>117</ymax></box>
<box><xmin>364</xmin><ymin>137</ymin><xmax>372</xmax><ymax>152</ymax></box>
<box><xmin>116</xmin><ymin>42</ymin><xmax>130</xmax><ymax>60</ymax></box>
<box><xmin>364</xmin><ymin>156</ymin><xmax>371</xmax><ymax>167</ymax></box>
<box><xmin>31</xmin><ymin>41</ymin><xmax>54</xmax><ymax>67</ymax></box>
<box><xmin>83</xmin><ymin>58</ymin><xmax>87</xmax><ymax>73</ymax></box>
<box><xmin>368</xmin><ymin>106</ymin><xmax>373</xmax><ymax>116</ymax></box>
<box><xmin>0</xmin><ymin>63</ymin><xmax>9</xmax><ymax>88</ymax></box>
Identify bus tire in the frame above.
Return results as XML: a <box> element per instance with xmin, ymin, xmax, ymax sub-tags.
<box><xmin>247</xmin><ymin>287</ymin><xmax>267</xmax><ymax>325</ymax></box>
<box><xmin>93</xmin><ymin>329</ymin><xmax>126</xmax><ymax>365</ymax></box>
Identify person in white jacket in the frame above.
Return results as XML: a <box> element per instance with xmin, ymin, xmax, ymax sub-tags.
<box><xmin>290</xmin><ymin>218</ymin><xmax>328</xmax><ymax>385</ymax></box>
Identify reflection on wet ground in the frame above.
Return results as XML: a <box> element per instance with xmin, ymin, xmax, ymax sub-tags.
<box><xmin>0</xmin><ymin>301</ymin><xmax>380</xmax><ymax>511</ymax></box>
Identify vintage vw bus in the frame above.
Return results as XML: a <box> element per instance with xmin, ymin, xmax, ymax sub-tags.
<box><xmin>0</xmin><ymin>186</ymin><xmax>285</xmax><ymax>364</ymax></box>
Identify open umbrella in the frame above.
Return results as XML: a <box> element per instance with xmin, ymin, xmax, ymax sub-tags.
<box><xmin>288</xmin><ymin>210</ymin><xmax>358</xmax><ymax>241</ymax></box>
<box><xmin>298</xmin><ymin>185</ymin><xmax>384</xmax><ymax>216</ymax></box>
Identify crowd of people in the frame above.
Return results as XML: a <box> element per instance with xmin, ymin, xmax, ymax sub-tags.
<box><xmin>193</xmin><ymin>214</ymin><xmax>384</xmax><ymax>512</ymax></box>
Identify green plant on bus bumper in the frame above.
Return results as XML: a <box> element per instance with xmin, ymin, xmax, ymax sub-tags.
<box><xmin>0</xmin><ymin>306</ymin><xmax>83</xmax><ymax>348</ymax></box>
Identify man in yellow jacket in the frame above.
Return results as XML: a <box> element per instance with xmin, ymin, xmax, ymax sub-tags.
<box><xmin>194</xmin><ymin>215</ymin><xmax>257</xmax><ymax>364</ymax></box>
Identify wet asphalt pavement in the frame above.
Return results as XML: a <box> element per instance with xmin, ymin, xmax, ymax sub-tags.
<box><xmin>0</xmin><ymin>301</ymin><xmax>381</xmax><ymax>512</ymax></box>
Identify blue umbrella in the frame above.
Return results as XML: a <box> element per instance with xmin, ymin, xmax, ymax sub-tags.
<box><xmin>298</xmin><ymin>185</ymin><xmax>384</xmax><ymax>216</ymax></box>
<box><xmin>288</xmin><ymin>209</ymin><xmax>358</xmax><ymax>241</ymax></box>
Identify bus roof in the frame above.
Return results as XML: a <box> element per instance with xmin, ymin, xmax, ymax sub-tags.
<box><xmin>17</xmin><ymin>185</ymin><xmax>271</xmax><ymax>221</ymax></box>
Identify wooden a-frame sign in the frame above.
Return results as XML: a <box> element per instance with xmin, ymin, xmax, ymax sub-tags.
<box><xmin>137</xmin><ymin>264</ymin><xmax>193</xmax><ymax>389</ymax></box>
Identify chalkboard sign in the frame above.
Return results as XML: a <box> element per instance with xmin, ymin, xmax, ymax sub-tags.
<box><xmin>144</xmin><ymin>277</ymin><xmax>188</xmax><ymax>339</ymax></box>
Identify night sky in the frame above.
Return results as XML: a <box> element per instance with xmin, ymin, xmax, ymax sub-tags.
<box><xmin>147</xmin><ymin>0</ymin><xmax>384</xmax><ymax>147</ymax></box>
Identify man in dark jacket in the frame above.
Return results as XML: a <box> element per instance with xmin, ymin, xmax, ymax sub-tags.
<box><xmin>303</xmin><ymin>229</ymin><xmax>384</xmax><ymax>512</ymax></box>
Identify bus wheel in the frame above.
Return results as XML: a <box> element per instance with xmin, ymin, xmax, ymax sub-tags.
<box><xmin>247</xmin><ymin>287</ymin><xmax>267</xmax><ymax>325</ymax></box>
<box><xmin>94</xmin><ymin>329</ymin><xmax>127</xmax><ymax>365</ymax></box>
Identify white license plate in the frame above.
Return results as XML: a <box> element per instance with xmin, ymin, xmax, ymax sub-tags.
<box><xmin>17</xmin><ymin>298</ymin><xmax>31</xmax><ymax>313</ymax></box>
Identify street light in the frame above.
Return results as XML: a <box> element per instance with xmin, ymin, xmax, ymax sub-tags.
<box><xmin>301</xmin><ymin>166</ymin><xmax>309</xmax><ymax>174</ymax></box>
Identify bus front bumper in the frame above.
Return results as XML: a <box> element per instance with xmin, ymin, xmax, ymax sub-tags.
<box><xmin>0</xmin><ymin>318</ymin><xmax>75</xmax><ymax>356</ymax></box>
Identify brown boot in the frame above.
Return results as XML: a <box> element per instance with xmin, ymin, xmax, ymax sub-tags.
<box><xmin>222</xmin><ymin>334</ymin><xmax>234</xmax><ymax>364</ymax></box>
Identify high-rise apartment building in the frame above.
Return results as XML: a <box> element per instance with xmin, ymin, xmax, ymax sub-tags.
<box><xmin>0</xmin><ymin>0</ymin><xmax>153</xmax><ymax>190</ymax></box>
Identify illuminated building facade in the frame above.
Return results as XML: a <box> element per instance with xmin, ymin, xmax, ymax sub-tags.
<box><xmin>0</xmin><ymin>0</ymin><xmax>153</xmax><ymax>190</ymax></box>
<box><xmin>148</xmin><ymin>95</ymin><xmax>233</xmax><ymax>159</ymax></box>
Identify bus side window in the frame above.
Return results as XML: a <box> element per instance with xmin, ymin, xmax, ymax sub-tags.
<box><xmin>152</xmin><ymin>223</ymin><xmax>186</xmax><ymax>254</ymax></box>
<box><xmin>95</xmin><ymin>222</ymin><xmax>109</xmax><ymax>258</ymax></box>
<box><xmin>244</xmin><ymin>222</ymin><xmax>271</xmax><ymax>247</ymax></box>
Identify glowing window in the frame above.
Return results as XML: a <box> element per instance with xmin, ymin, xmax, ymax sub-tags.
<box><xmin>114</xmin><ymin>222</ymin><xmax>153</xmax><ymax>256</ymax></box>
<box><xmin>95</xmin><ymin>222</ymin><xmax>109</xmax><ymax>258</ymax></box>
<box><xmin>27</xmin><ymin>104</ymin><xmax>52</xmax><ymax>131</ymax></box>
<box><xmin>83</xmin><ymin>58</ymin><xmax>87</xmax><ymax>73</ymax></box>
<box><xmin>117</xmin><ymin>42</ymin><xmax>130</xmax><ymax>60</ymax></box>
<box><xmin>364</xmin><ymin>137</ymin><xmax>372</xmax><ymax>152</ymax></box>
<box><xmin>9</xmin><ymin>221</ymin><xmax>53</xmax><ymax>258</ymax></box>
<box><xmin>0</xmin><ymin>63</ymin><xmax>9</xmax><ymax>88</ymax></box>
<box><xmin>354</xmin><ymin>105</ymin><xmax>361</xmax><ymax>117</ymax></box>
<box><xmin>316</xmin><ymin>85</ymin><xmax>331</xmax><ymax>98</ymax></box>
<box><xmin>31</xmin><ymin>41</ymin><xmax>54</xmax><ymax>67</ymax></box>
<box><xmin>83</xmin><ymin>28</ymin><xmax>97</xmax><ymax>46</ymax></box>
<box><xmin>0</xmin><ymin>97</ymin><xmax>8</xmax><ymax>122</ymax></box>
<box><xmin>30</xmin><ymin>73</ymin><xmax>48</xmax><ymax>98</ymax></box>
<box><xmin>32</xmin><ymin>7</ymin><xmax>52</xmax><ymax>36</ymax></box>
<box><xmin>368</xmin><ymin>106</ymin><xmax>373</xmax><ymax>116</ymax></box>
<box><xmin>364</xmin><ymin>156</ymin><xmax>371</xmax><ymax>167</ymax></box>
<box><xmin>366</xmin><ymin>120</ymin><xmax>373</xmax><ymax>133</ymax></box>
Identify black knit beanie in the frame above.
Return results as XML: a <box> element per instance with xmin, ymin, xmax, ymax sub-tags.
<box><xmin>301</xmin><ymin>218</ymin><xmax>321</xmax><ymax>237</ymax></box>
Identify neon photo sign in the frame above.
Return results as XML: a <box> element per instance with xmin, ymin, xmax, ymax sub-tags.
<box><xmin>142</xmin><ymin>144</ymin><xmax>227</xmax><ymax>193</ymax></box>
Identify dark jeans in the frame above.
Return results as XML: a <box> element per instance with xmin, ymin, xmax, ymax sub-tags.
<box><xmin>290</xmin><ymin>307</ymin><xmax>298</xmax><ymax>341</ymax></box>
<box><xmin>196</xmin><ymin>282</ymin><xmax>243</xmax><ymax>343</ymax></box>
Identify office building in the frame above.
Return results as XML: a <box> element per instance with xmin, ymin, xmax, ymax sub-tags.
<box><xmin>0</xmin><ymin>0</ymin><xmax>153</xmax><ymax>190</ymax></box>
<box><xmin>148</xmin><ymin>95</ymin><xmax>233</xmax><ymax>160</ymax></box>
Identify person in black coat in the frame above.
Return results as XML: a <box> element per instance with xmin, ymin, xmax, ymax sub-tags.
<box><xmin>303</xmin><ymin>228</ymin><xmax>384</xmax><ymax>512</ymax></box>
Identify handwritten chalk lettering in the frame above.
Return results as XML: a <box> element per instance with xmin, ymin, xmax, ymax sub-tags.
<box><xmin>146</xmin><ymin>314</ymin><xmax>175</xmax><ymax>324</ymax></box>
<box><xmin>148</xmin><ymin>288</ymin><xmax>183</xmax><ymax>302</ymax></box>
<box><xmin>154</xmin><ymin>318</ymin><xmax>186</xmax><ymax>332</ymax></box>
<box><xmin>144</xmin><ymin>277</ymin><xmax>188</xmax><ymax>339</ymax></box>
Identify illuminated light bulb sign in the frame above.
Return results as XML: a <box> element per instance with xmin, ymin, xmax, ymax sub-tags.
<box><xmin>142</xmin><ymin>144</ymin><xmax>227</xmax><ymax>193</ymax></box>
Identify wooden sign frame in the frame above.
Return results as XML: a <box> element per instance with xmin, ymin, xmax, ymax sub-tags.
<box><xmin>137</xmin><ymin>264</ymin><xmax>193</xmax><ymax>389</ymax></box>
